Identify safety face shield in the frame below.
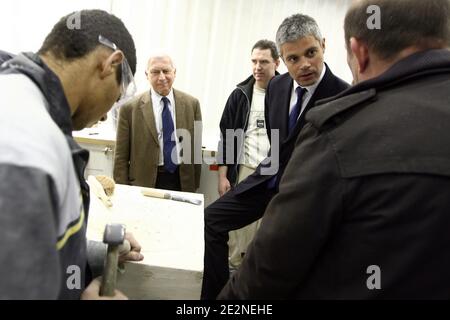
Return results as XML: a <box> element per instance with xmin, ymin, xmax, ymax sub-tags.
<box><xmin>98</xmin><ymin>35</ymin><xmax>136</xmax><ymax>103</ymax></box>
<box><xmin>98</xmin><ymin>35</ymin><xmax>137</xmax><ymax>129</ymax></box>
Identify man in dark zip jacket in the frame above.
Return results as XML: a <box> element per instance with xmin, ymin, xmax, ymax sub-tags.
<box><xmin>0</xmin><ymin>10</ymin><xmax>143</xmax><ymax>299</ymax></box>
<box><xmin>216</xmin><ymin>40</ymin><xmax>280</xmax><ymax>269</ymax></box>
<box><xmin>217</xmin><ymin>39</ymin><xmax>280</xmax><ymax>195</ymax></box>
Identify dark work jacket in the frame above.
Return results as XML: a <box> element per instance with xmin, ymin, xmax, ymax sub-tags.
<box><xmin>219</xmin><ymin>49</ymin><xmax>450</xmax><ymax>299</ymax></box>
<box><xmin>217</xmin><ymin>72</ymin><xmax>279</xmax><ymax>185</ymax></box>
<box><xmin>0</xmin><ymin>53</ymin><xmax>91</xmax><ymax>299</ymax></box>
<box><xmin>234</xmin><ymin>65</ymin><xmax>349</xmax><ymax>195</ymax></box>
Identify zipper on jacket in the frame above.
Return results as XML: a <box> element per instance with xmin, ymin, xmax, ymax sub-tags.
<box><xmin>232</xmin><ymin>86</ymin><xmax>251</xmax><ymax>188</ymax></box>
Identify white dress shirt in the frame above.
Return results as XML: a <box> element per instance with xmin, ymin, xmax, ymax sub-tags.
<box><xmin>289</xmin><ymin>63</ymin><xmax>327</xmax><ymax>118</ymax></box>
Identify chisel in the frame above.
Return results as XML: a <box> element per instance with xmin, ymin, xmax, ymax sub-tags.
<box><xmin>141</xmin><ymin>188</ymin><xmax>202</xmax><ymax>205</ymax></box>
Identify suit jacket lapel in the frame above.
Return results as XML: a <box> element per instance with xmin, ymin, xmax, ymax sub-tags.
<box><xmin>140</xmin><ymin>91</ymin><xmax>159</xmax><ymax>144</ymax></box>
<box><xmin>173</xmin><ymin>89</ymin><xmax>185</xmax><ymax>130</ymax></box>
<box><xmin>279</xmin><ymin>75</ymin><xmax>293</xmax><ymax>141</ymax></box>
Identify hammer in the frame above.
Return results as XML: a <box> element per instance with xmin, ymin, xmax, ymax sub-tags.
<box><xmin>100</xmin><ymin>224</ymin><xmax>130</xmax><ymax>296</ymax></box>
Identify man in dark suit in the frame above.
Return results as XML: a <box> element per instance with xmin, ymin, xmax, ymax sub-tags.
<box><xmin>219</xmin><ymin>0</ymin><xmax>450</xmax><ymax>299</ymax></box>
<box><xmin>201</xmin><ymin>14</ymin><xmax>349</xmax><ymax>299</ymax></box>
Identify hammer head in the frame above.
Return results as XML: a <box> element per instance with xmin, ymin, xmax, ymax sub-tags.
<box><xmin>103</xmin><ymin>224</ymin><xmax>126</xmax><ymax>246</ymax></box>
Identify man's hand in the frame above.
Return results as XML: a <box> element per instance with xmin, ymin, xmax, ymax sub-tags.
<box><xmin>119</xmin><ymin>232</ymin><xmax>144</xmax><ymax>263</ymax></box>
<box><xmin>81</xmin><ymin>278</ymin><xmax>128</xmax><ymax>300</ymax></box>
<box><xmin>218</xmin><ymin>165</ymin><xmax>231</xmax><ymax>196</ymax></box>
<box><xmin>218</xmin><ymin>176</ymin><xmax>231</xmax><ymax>197</ymax></box>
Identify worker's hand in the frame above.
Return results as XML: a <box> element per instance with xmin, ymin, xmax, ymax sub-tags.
<box><xmin>218</xmin><ymin>176</ymin><xmax>231</xmax><ymax>197</ymax></box>
<box><xmin>119</xmin><ymin>232</ymin><xmax>144</xmax><ymax>263</ymax></box>
<box><xmin>81</xmin><ymin>278</ymin><xmax>128</xmax><ymax>300</ymax></box>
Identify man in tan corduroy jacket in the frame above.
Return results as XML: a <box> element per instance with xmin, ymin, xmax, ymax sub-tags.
<box><xmin>114</xmin><ymin>54</ymin><xmax>202</xmax><ymax>192</ymax></box>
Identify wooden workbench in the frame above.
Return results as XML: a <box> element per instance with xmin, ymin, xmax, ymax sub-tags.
<box><xmin>86</xmin><ymin>183</ymin><xmax>204</xmax><ymax>299</ymax></box>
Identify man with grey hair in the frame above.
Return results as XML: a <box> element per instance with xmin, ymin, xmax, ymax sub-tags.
<box><xmin>202</xmin><ymin>14</ymin><xmax>348</xmax><ymax>299</ymax></box>
<box><xmin>114</xmin><ymin>54</ymin><xmax>202</xmax><ymax>192</ymax></box>
<box><xmin>219</xmin><ymin>0</ymin><xmax>450</xmax><ymax>299</ymax></box>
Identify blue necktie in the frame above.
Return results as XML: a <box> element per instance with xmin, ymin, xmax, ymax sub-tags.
<box><xmin>288</xmin><ymin>87</ymin><xmax>307</xmax><ymax>134</ymax></box>
<box><xmin>267</xmin><ymin>87</ymin><xmax>307</xmax><ymax>189</ymax></box>
<box><xmin>161</xmin><ymin>97</ymin><xmax>177</xmax><ymax>173</ymax></box>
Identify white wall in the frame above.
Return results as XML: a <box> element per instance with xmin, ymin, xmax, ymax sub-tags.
<box><xmin>112</xmin><ymin>0</ymin><xmax>353</xmax><ymax>147</ymax></box>
<box><xmin>0</xmin><ymin>0</ymin><xmax>111</xmax><ymax>53</ymax></box>
<box><xmin>1</xmin><ymin>0</ymin><xmax>353</xmax><ymax>148</ymax></box>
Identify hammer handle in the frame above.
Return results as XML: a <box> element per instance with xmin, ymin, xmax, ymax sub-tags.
<box><xmin>100</xmin><ymin>245</ymin><xmax>120</xmax><ymax>296</ymax></box>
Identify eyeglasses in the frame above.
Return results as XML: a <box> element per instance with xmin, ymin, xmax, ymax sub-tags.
<box><xmin>147</xmin><ymin>69</ymin><xmax>174</xmax><ymax>76</ymax></box>
<box><xmin>98</xmin><ymin>35</ymin><xmax>137</xmax><ymax>102</ymax></box>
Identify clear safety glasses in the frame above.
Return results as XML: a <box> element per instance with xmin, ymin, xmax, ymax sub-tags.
<box><xmin>98</xmin><ymin>34</ymin><xmax>137</xmax><ymax>102</ymax></box>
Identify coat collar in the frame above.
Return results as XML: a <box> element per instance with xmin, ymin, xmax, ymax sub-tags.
<box><xmin>337</xmin><ymin>49</ymin><xmax>450</xmax><ymax>99</ymax></box>
<box><xmin>308</xmin><ymin>49</ymin><xmax>450</xmax><ymax>130</ymax></box>
<box><xmin>2</xmin><ymin>52</ymin><xmax>73</xmax><ymax>135</ymax></box>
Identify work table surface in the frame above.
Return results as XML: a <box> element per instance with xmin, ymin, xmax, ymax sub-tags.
<box><xmin>86</xmin><ymin>183</ymin><xmax>205</xmax><ymax>299</ymax></box>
